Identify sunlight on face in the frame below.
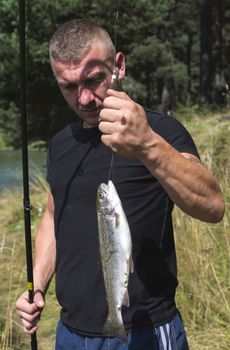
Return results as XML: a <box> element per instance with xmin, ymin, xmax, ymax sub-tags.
<box><xmin>51</xmin><ymin>44</ymin><xmax>115</xmax><ymax>128</ymax></box>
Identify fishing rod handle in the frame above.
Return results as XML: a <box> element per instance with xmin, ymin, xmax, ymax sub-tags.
<box><xmin>31</xmin><ymin>333</ymin><xmax>38</xmax><ymax>350</ymax></box>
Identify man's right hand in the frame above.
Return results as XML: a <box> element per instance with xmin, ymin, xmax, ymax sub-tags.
<box><xmin>16</xmin><ymin>290</ymin><xmax>45</xmax><ymax>334</ymax></box>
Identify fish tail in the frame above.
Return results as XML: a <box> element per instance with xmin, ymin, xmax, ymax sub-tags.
<box><xmin>103</xmin><ymin>315</ymin><xmax>128</xmax><ymax>343</ymax></box>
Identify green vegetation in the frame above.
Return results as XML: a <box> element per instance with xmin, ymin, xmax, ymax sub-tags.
<box><xmin>1</xmin><ymin>0</ymin><xmax>230</xmax><ymax>148</ymax></box>
<box><xmin>0</xmin><ymin>135</ymin><xmax>6</xmax><ymax>150</ymax></box>
<box><xmin>0</xmin><ymin>108</ymin><xmax>230</xmax><ymax>349</ymax></box>
<box><xmin>0</xmin><ymin>175</ymin><xmax>58</xmax><ymax>350</ymax></box>
<box><xmin>175</xmin><ymin>109</ymin><xmax>230</xmax><ymax>349</ymax></box>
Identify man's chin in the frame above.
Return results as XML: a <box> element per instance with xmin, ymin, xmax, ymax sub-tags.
<box><xmin>74</xmin><ymin>107</ymin><xmax>101</xmax><ymax>128</ymax></box>
<box><xmin>82</xmin><ymin>118</ymin><xmax>99</xmax><ymax>129</ymax></box>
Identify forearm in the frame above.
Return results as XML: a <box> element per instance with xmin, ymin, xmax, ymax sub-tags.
<box><xmin>33</xmin><ymin>194</ymin><xmax>56</xmax><ymax>293</ymax></box>
<box><xmin>140</xmin><ymin>129</ymin><xmax>225</xmax><ymax>223</ymax></box>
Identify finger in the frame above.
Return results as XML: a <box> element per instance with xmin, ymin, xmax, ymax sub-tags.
<box><xmin>16</xmin><ymin>300</ymin><xmax>39</xmax><ymax>315</ymax></box>
<box><xmin>103</xmin><ymin>92</ymin><xmax>132</xmax><ymax>110</ymax></box>
<box><xmin>18</xmin><ymin>309</ymin><xmax>41</xmax><ymax>324</ymax></box>
<box><xmin>23</xmin><ymin>324</ymin><xmax>38</xmax><ymax>334</ymax></box>
<box><xmin>16</xmin><ymin>291</ymin><xmax>29</xmax><ymax>305</ymax></box>
<box><xmin>101</xmin><ymin>134</ymin><xmax>113</xmax><ymax>148</ymax></box>
<box><xmin>99</xmin><ymin>108</ymin><xmax>121</xmax><ymax>122</ymax></box>
<box><xmin>106</xmin><ymin>89</ymin><xmax>131</xmax><ymax>101</ymax></box>
<box><xmin>99</xmin><ymin>121</ymin><xmax>120</xmax><ymax>135</ymax></box>
<box><xmin>103</xmin><ymin>96</ymin><xmax>124</xmax><ymax>110</ymax></box>
<box><xmin>33</xmin><ymin>290</ymin><xmax>45</xmax><ymax>309</ymax></box>
<box><xmin>21</xmin><ymin>317</ymin><xmax>39</xmax><ymax>331</ymax></box>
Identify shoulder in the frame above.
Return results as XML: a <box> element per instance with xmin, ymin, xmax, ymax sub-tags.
<box><xmin>50</xmin><ymin>122</ymin><xmax>81</xmax><ymax>145</ymax></box>
<box><xmin>144</xmin><ymin>108</ymin><xmax>199</xmax><ymax>157</ymax></box>
<box><xmin>145</xmin><ymin>108</ymin><xmax>186</xmax><ymax>133</ymax></box>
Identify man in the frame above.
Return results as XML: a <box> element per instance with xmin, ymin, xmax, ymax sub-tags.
<box><xmin>16</xmin><ymin>19</ymin><xmax>225</xmax><ymax>350</ymax></box>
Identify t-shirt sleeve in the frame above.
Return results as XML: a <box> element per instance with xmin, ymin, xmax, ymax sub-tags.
<box><xmin>148</xmin><ymin>113</ymin><xmax>200</xmax><ymax>158</ymax></box>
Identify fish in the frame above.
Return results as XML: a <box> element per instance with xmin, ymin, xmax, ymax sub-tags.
<box><xmin>96</xmin><ymin>180</ymin><xmax>133</xmax><ymax>343</ymax></box>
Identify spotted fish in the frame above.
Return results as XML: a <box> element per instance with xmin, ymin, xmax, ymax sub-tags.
<box><xmin>96</xmin><ymin>180</ymin><xmax>133</xmax><ymax>343</ymax></box>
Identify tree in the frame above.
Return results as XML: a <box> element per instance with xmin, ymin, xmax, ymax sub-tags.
<box><xmin>0</xmin><ymin>0</ymin><xmax>230</xmax><ymax>148</ymax></box>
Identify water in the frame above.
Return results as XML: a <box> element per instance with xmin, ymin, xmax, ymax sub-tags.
<box><xmin>0</xmin><ymin>149</ymin><xmax>47</xmax><ymax>191</ymax></box>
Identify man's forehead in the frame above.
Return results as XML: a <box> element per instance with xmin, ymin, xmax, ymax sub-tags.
<box><xmin>52</xmin><ymin>60</ymin><xmax>110</xmax><ymax>82</ymax></box>
<box><xmin>51</xmin><ymin>48</ymin><xmax>113</xmax><ymax>81</ymax></box>
<box><xmin>52</xmin><ymin>44</ymin><xmax>113</xmax><ymax>69</ymax></box>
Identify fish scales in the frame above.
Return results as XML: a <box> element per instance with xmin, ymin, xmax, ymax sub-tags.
<box><xmin>97</xmin><ymin>180</ymin><xmax>133</xmax><ymax>343</ymax></box>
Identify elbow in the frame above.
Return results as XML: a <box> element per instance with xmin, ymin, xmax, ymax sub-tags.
<box><xmin>207</xmin><ymin>194</ymin><xmax>225</xmax><ymax>223</ymax></box>
<box><xmin>190</xmin><ymin>192</ymin><xmax>225</xmax><ymax>223</ymax></box>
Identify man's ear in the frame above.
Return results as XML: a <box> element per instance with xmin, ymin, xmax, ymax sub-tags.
<box><xmin>115</xmin><ymin>52</ymin><xmax>126</xmax><ymax>79</ymax></box>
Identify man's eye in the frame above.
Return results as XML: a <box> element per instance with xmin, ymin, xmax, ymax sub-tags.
<box><xmin>85</xmin><ymin>79</ymin><xmax>101</xmax><ymax>87</ymax></box>
<box><xmin>85</xmin><ymin>74</ymin><xmax>105</xmax><ymax>87</ymax></box>
<box><xmin>61</xmin><ymin>84</ymin><xmax>76</xmax><ymax>91</ymax></box>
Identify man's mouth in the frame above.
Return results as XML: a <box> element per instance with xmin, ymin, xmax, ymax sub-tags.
<box><xmin>79</xmin><ymin>105</ymin><xmax>102</xmax><ymax>115</ymax></box>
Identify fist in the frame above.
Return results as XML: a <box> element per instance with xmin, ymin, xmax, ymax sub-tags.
<box><xmin>99</xmin><ymin>89</ymin><xmax>153</xmax><ymax>158</ymax></box>
<box><xmin>16</xmin><ymin>290</ymin><xmax>45</xmax><ymax>334</ymax></box>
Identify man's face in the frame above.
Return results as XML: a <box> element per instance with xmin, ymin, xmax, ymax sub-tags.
<box><xmin>51</xmin><ymin>44</ymin><xmax>123</xmax><ymax>128</ymax></box>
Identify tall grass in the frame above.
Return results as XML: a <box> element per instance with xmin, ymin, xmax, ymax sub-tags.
<box><xmin>0</xmin><ymin>175</ymin><xmax>59</xmax><ymax>350</ymax></box>
<box><xmin>175</xmin><ymin>108</ymin><xmax>230</xmax><ymax>349</ymax></box>
<box><xmin>0</xmin><ymin>109</ymin><xmax>229</xmax><ymax>349</ymax></box>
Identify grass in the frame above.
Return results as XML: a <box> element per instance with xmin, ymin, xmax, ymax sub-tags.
<box><xmin>0</xmin><ymin>107</ymin><xmax>229</xmax><ymax>349</ymax></box>
<box><xmin>175</xmin><ymin>107</ymin><xmax>230</xmax><ymax>349</ymax></box>
<box><xmin>0</xmin><ymin>176</ymin><xmax>59</xmax><ymax>350</ymax></box>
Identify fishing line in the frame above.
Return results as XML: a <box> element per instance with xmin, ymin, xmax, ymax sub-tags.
<box><xmin>107</xmin><ymin>0</ymin><xmax>120</xmax><ymax>184</ymax></box>
<box><xmin>107</xmin><ymin>151</ymin><xmax>114</xmax><ymax>182</ymax></box>
<box><xmin>113</xmin><ymin>0</ymin><xmax>120</xmax><ymax>68</ymax></box>
<box><xmin>105</xmin><ymin>4</ymin><xmax>120</xmax><ymax>348</ymax></box>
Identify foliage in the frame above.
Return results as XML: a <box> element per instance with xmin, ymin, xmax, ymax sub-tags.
<box><xmin>0</xmin><ymin>0</ymin><xmax>230</xmax><ymax>147</ymax></box>
<box><xmin>0</xmin><ymin>102</ymin><xmax>21</xmax><ymax>148</ymax></box>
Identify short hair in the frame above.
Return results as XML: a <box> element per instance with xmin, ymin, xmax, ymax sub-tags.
<box><xmin>49</xmin><ymin>18</ymin><xmax>115</xmax><ymax>63</ymax></box>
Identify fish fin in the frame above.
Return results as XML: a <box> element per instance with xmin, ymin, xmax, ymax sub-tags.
<box><xmin>102</xmin><ymin>315</ymin><xmax>112</xmax><ymax>336</ymax></box>
<box><xmin>115</xmin><ymin>212</ymin><xmax>120</xmax><ymax>228</ymax></box>
<box><xmin>122</xmin><ymin>289</ymin><xmax>130</xmax><ymax>307</ymax></box>
<box><xmin>103</xmin><ymin>316</ymin><xmax>128</xmax><ymax>343</ymax></box>
<box><xmin>129</xmin><ymin>256</ymin><xmax>134</xmax><ymax>273</ymax></box>
<box><xmin>116</xmin><ymin>326</ymin><xmax>128</xmax><ymax>343</ymax></box>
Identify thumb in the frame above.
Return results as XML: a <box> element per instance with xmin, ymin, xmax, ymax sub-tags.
<box><xmin>33</xmin><ymin>289</ymin><xmax>45</xmax><ymax>308</ymax></box>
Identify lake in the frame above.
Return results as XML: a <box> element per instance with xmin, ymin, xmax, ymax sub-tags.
<box><xmin>0</xmin><ymin>149</ymin><xmax>47</xmax><ymax>191</ymax></box>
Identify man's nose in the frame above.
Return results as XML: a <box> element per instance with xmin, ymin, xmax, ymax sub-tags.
<box><xmin>78</xmin><ymin>86</ymin><xmax>94</xmax><ymax>105</ymax></box>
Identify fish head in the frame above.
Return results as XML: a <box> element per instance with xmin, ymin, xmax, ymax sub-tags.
<box><xmin>97</xmin><ymin>182</ymin><xmax>115</xmax><ymax>215</ymax></box>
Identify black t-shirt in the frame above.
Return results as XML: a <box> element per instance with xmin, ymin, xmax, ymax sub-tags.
<box><xmin>47</xmin><ymin>110</ymin><xmax>199</xmax><ymax>336</ymax></box>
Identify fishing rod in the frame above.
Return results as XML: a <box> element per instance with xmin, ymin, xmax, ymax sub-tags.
<box><xmin>19</xmin><ymin>0</ymin><xmax>37</xmax><ymax>349</ymax></box>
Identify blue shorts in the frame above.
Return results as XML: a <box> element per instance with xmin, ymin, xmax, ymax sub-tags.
<box><xmin>55</xmin><ymin>313</ymin><xmax>189</xmax><ymax>349</ymax></box>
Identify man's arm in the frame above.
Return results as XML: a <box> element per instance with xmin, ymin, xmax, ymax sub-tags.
<box><xmin>33</xmin><ymin>190</ymin><xmax>56</xmax><ymax>293</ymax></box>
<box><xmin>16</xmin><ymin>190</ymin><xmax>56</xmax><ymax>334</ymax></box>
<box><xmin>139</xmin><ymin>142</ymin><xmax>224</xmax><ymax>223</ymax></box>
<box><xmin>99</xmin><ymin>89</ymin><xmax>225</xmax><ymax>223</ymax></box>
